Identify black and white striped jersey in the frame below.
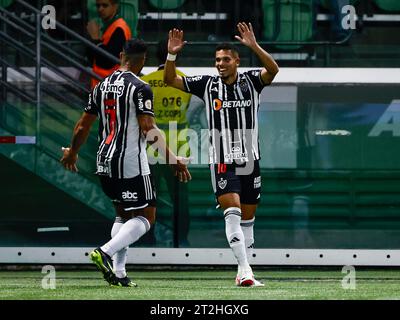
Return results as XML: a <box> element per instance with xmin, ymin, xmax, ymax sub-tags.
<box><xmin>85</xmin><ymin>70</ymin><xmax>154</xmax><ymax>179</ymax></box>
<box><xmin>182</xmin><ymin>70</ymin><xmax>267</xmax><ymax>164</ymax></box>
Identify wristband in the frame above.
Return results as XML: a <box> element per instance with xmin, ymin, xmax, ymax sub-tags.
<box><xmin>167</xmin><ymin>53</ymin><xmax>177</xmax><ymax>61</ymax></box>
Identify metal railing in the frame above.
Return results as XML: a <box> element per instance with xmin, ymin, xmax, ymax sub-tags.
<box><xmin>0</xmin><ymin>0</ymin><xmax>121</xmax><ymax>179</ymax></box>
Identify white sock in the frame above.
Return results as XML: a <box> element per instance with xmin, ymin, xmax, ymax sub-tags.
<box><xmin>224</xmin><ymin>207</ymin><xmax>251</xmax><ymax>272</ymax></box>
<box><xmin>241</xmin><ymin>217</ymin><xmax>255</xmax><ymax>264</ymax></box>
<box><xmin>101</xmin><ymin>216</ymin><xmax>150</xmax><ymax>257</ymax></box>
<box><xmin>110</xmin><ymin>219</ymin><xmax>127</xmax><ymax>278</ymax></box>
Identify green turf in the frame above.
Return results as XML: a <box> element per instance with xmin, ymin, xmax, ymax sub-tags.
<box><xmin>1</xmin><ymin>269</ymin><xmax>400</xmax><ymax>300</ymax></box>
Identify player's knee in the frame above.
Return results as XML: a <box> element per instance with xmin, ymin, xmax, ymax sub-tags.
<box><xmin>137</xmin><ymin>206</ymin><xmax>156</xmax><ymax>225</ymax></box>
<box><xmin>218</xmin><ymin>193</ymin><xmax>241</xmax><ymax>209</ymax></box>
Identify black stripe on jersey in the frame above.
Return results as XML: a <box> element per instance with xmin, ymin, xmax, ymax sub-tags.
<box><xmin>221</xmin><ymin>82</ymin><xmax>230</xmax><ymax>161</ymax></box>
<box><xmin>234</xmin><ymin>81</ymin><xmax>247</xmax><ymax>158</ymax></box>
<box><xmin>243</xmin><ymin>73</ymin><xmax>259</xmax><ymax>159</ymax></box>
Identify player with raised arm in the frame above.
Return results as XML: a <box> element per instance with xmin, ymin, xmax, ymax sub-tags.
<box><xmin>61</xmin><ymin>39</ymin><xmax>191</xmax><ymax>287</ymax></box>
<box><xmin>164</xmin><ymin>23</ymin><xmax>279</xmax><ymax>287</ymax></box>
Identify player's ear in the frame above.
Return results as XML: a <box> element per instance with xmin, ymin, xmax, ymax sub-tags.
<box><xmin>236</xmin><ymin>57</ymin><xmax>240</xmax><ymax>67</ymax></box>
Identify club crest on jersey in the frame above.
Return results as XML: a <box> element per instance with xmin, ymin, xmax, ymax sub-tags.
<box><xmin>100</xmin><ymin>80</ymin><xmax>125</xmax><ymax>96</ymax></box>
<box><xmin>218</xmin><ymin>178</ymin><xmax>227</xmax><ymax>190</ymax></box>
<box><xmin>239</xmin><ymin>80</ymin><xmax>248</xmax><ymax>92</ymax></box>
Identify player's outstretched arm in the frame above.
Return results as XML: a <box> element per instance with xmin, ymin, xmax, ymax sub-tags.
<box><xmin>164</xmin><ymin>28</ymin><xmax>187</xmax><ymax>91</ymax></box>
<box><xmin>60</xmin><ymin>112</ymin><xmax>97</xmax><ymax>172</ymax></box>
<box><xmin>235</xmin><ymin>22</ymin><xmax>279</xmax><ymax>85</ymax></box>
<box><xmin>138</xmin><ymin>114</ymin><xmax>191</xmax><ymax>183</ymax></box>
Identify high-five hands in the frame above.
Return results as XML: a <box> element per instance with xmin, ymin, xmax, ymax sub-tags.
<box><xmin>168</xmin><ymin>28</ymin><xmax>187</xmax><ymax>55</ymax></box>
<box><xmin>235</xmin><ymin>22</ymin><xmax>257</xmax><ymax>48</ymax></box>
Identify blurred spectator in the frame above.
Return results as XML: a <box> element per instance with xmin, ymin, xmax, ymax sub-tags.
<box><xmin>87</xmin><ymin>0</ymin><xmax>131</xmax><ymax>88</ymax></box>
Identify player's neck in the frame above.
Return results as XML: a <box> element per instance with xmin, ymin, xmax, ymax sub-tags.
<box><xmin>119</xmin><ymin>65</ymin><xmax>140</xmax><ymax>76</ymax></box>
<box><xmin>221</xmin><ymin>72</ymin><xmax>238</xmax><ymax>85</ymax></box>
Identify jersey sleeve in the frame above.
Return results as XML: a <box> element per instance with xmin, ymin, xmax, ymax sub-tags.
<box><xmin>182</xmin><ymin>75</ymin><xmax>211</xmax><ymax>99</ymax></box>
<box><xmin>244</xmin><ymin>69</ymin><xmax>266</xmax><ymax>94</ymax></box>
<box><xmin>84</xmin><ymin>89</ymin><xmax>98</xmax><ymax>115</ymax></box>
<box><xmin>133</xmin><ymin>84</ymin><xmax>154</xmax><ymax>116</ymax></box>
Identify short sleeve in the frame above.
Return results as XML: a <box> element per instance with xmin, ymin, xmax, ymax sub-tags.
<box><xmin>243</xmin><ymin>69</ymin><xmax>266</xmax><ymax>94</ymax></box>
<box><xmin>133</xmin><ymin>84</ymin><xmax>154</xmax><ymax>116</ymax></box>
<box><xmin>182</xmin><ymin>75</ymin><xmax>211</xmax><ymax>99</ymax></box>
<box><xmin>84</xmin><ymin>90</ymin><xmax>98</xmax><ymax>115</ymax></box>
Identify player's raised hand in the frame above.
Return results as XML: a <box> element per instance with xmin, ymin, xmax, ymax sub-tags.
<box><xmin>168</xmin><ymin>28</ymin><xmax>187</xmax><ymax>55</ymax></box>
<box><xmin>235</xmin><ymin>22</ymin><xmax>257</xmax><ymax>48</ymax></box>
<box><xmin>60</xmin><ymin>147</ymin><xmax>79</xmax><ymax>172</ymax></box>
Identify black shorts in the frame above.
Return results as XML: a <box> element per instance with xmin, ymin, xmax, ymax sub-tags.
<box><xmin>99</xmin><ymin>174</ymin><xmax>156</xmax><ymax>210</ymax></box>
<box><xmin>210</xmin><ymin>160</ymin><xmax>261</xmax><ymax>205</ymax></box>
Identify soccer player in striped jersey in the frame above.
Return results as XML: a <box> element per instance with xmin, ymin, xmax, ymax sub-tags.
<box><xmin>164</xmin><ymin>22</ymin><xmax>279</xmax><ymax>287</ymax></box>
<box><xmin>61</xmin><ymin>39</ymin><xmax>191</xmax><ymax>287</ymax></box>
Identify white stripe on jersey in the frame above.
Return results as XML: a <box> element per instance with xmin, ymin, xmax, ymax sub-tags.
<box><xmin>144</xmin><ymin>175</ymin><xmax>153</xmax><ymax>200</ymax></box>
<box><xmin>210</xmin><ymin>164</ymin><xmax>217</xmax><ymax>193</ymax></box>
<box><xmin>204</xmin><ymin>78</ymin><xmax>216</xmax><ymax>163</ymax></box>
<box><xmin>223</xmin><ymin>82</ymin><xmax>233</xmax><ymax>160</ymax></box>
<box><xmin>143</xmin><ymin>175</ymin><xmax>148</xmax><ymax>200</ymax></box>
<box><xmin>240</xmin><ymin>106</ymin><xmax>247</xmax><ymax>156</ymax></box>
<box><xmin>97</xmin><ymin>76</ymin><xmax>108</xmax><ymax>167</ymax></box>
<box><xmin>124</xmin><ymin>203</ymin><xmax>148</xmax><ymax>211</ymax></box>
<box><xmin>148</xmin><ymin>175</ymin><xmax>153</xmax><ymax>200</ymax></box>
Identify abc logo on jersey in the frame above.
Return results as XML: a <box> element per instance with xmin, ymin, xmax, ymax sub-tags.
<box><xmin>213</xmin><ymin>99</ymin><xmax>222</xmax><ymax>111</ymax></box>
<box><xmin>122</xmin><ymin>191</ymin><xmax>138</xmax><ymax>201</ymax></box>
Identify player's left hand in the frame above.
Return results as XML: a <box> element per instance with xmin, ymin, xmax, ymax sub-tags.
<box><xmin>60</xmin><ymin>147</ymin><xmax>79</xmax><ymax>172</ymax></box>
<box><xmin>173</xmin><ymin>156</ymin><xmax>192</xmax><ymax>183</ymax></box>
<box><xmin>235</xmin><ymin>22</ymin><xmax>257</xmax><ymax>48</ymax></box>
